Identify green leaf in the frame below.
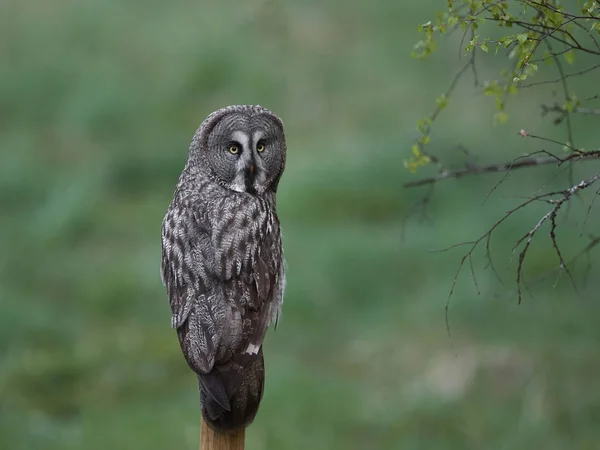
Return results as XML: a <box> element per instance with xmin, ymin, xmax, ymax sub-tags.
<box><xmin>465</xmin><ymin>35</ymin><xmax>479</xmax><ymax>53</ymax></box>
<box><xmin>500</xmin><ymin>36</ymin><xmax>514</xmax><ymax>48</ymax></box>
<box><xmin>517</xmin><ymin>33</ymin><xmax>528</xmax><ymax>43</ymax></box>
<box><xmin>483</xmin><ymin>80</ymin><xmax>501</xmax><ymax>96</ymax></box>
<box><xmin>436</xmin><ymin>94</ymin><xmax>449</xmax><ymax>110</ymax></box>
<box><xmin>513</xmin><ymin>73</ymin><xmax>527</xmax><ymax>82</ymax></box>
<box><xmin>418</xmin><ymin>21</ymin><xmax>432</xmax><ymax>32</ymax></box>
<box><xmin>494</xmin><ymin>111</ymin><xmax>509</xmax><ymax>125</ymax></box>
<box><xmin>405</xmin><ymin>143</ymin><xmax>432</xmax><ymax>173</ymax></box>
<box><xmin>564</xmin><ymin>50</ymin><xmax>576</xmax><ymax>65</ymax></box>
<box><xmin>416</xmin><ymin>117</ymin><xmax>432</xmax><ymax>134</ymax></box>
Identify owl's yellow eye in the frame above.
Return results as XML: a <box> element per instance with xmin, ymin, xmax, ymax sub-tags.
<box><xmin>229</xmin><ymin>146</ymin><xmax>239</xmax><ymax>154</ymax></box>
<box><xmin>257</xmin><ymin>143</ymin><xmax>265</xmax><ymax>153</ymax></box>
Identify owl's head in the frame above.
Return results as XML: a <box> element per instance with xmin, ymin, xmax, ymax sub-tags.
<box><xmin>188</xmin><ymin>105</ymin><xmax>287</xmax><ymax>196</ymax></box>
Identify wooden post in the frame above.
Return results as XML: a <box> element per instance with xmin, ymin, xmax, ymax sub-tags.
<box><xmin>200</xmin><ymin>418</ymin><xmax>245</xmax><ymax>450</ymax></box>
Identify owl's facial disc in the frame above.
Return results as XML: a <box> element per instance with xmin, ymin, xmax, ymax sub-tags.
<box><xmin>202</xmin><ymin>108</ymin><xmax>284</xmax><ymax>195</ymax></box>
<box><xmin>227</xmin><ymin>130</ymin><xmax>267</xmax><ymax>195</ymax></box>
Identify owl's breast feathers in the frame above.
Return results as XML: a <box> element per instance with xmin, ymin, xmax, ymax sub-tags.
<box><xmin>161</xmin><ymin>192</ymin><xmax>284</xmax><ymax>375</ymax></box>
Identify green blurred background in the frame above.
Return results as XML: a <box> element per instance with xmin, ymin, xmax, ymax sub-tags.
<box><xmin>2</xmin><ymin>1</ymin><xmax>600</xmax><ymax>449</ymax></box>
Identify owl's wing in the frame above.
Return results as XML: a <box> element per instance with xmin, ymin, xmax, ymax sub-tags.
<box><xmin>161</xmin><ymin>204</ymin><xmax>197</xmax><ymax>330</ymax></box>
<box><xmin>246</xmin><ymin>229</ymin><xmax>284</xmax><ymax>355</ymax></box>
<box><xmin>209</xmin><ymin>198</ymin><xmax>284</xmax><ymax>357</ymax></box>
<box><xmin>162</xmin><ymin>203</ymin><xmax>227</xmax><ymax>377</ymax></box>
<box><xmin>162</xmin><ymin>198</ymin><xmax>283</xmax><ymax>371</ymax></box>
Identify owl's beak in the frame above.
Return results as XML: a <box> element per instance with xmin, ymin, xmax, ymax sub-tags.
<box><xmin>249</xmin><ymin>164</ymin><xmax>254</xmax><ymax>174</ymax></box>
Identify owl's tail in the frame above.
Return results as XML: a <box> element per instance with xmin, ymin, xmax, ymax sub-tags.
<box><xmin>198</xmin><ymin>348</ymin><xmax>265</xmax><ymax>432</ymax></box>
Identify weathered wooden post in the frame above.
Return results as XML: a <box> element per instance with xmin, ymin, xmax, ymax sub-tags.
<box><xmin>200</xmin><ymin>418</ymin><xmax>245</xmax><ymax>450</ymax></box>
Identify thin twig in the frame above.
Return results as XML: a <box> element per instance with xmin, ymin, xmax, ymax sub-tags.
<box><xmin>512</xmin><ymin>173</ymin><xmax>600</xmax><ymax>302</ymax></box>
<box><xmin>542</xmin><ymin>103</ymin><xmax>600</xmax><ymax>116</ymax></box>
<box><xmin>404</xmin><ymin>150</ymin><xmax>600</xmax><ymax>188</ymax></box>
<box><xmin>520</xmin><ymin>64</ymin><xmax>600</xmax><ymax>88</ymax></box>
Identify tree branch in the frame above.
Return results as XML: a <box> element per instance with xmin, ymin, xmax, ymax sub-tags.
<box><xmin>403</xmin><ymin>150</ymin><xmax>600</xmax><ymax>188</ymax></box>
<box><xmin>542</xmin><ymin>103</ymin><xmax>600</xmax><ymax>117</ymax></box>
<box><xmin>512</xmin><ymin>173</ymin><xmax>600</xmax><ymax>302</ymax></box>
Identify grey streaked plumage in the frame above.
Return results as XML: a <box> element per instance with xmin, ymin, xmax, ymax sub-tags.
<box><xmin>160</xmin><ymin>105</ymin><xmax>287</xmax><ymax>432</ymax></box>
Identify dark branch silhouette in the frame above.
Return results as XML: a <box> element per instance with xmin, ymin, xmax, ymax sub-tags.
<box><xmin>404</xmin><ymin>150</ymin><xmax>600</xmax><ymax>188</ymax></box>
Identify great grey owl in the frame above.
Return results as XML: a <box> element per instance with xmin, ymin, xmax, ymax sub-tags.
<box><xmin>160</xmin><ymin>105</ymin><xmax>287</xmax><ymax>432</ymax></box>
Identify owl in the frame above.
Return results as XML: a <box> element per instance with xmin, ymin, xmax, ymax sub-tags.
<box><xmin>160</xmin><ymin>105</ymin><xmax>287</xmax><ymax>432</ymax></box>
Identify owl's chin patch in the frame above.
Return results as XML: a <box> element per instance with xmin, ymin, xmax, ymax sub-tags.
<box><xmin>228</xmin><ymin>169</ymin><xmax>261</xmax><ymax>195</ymax></box>
<box><xmin>228</xmin><ymin>181</ymin><xmax>259</xmax><ymax>195</ymax></box>
<box><xmin>229</xmin><ymin>180</ymin><xmax>246</xmax><ymax>193</ymax></box>
<box><xmin>228</xmin><ymin>176</ymin><xmax>267</xmax><ymax>195</ymax></box>
<box><xmin>228</xmin><ymin>170</ymin><xmax>247</xmax><ymax>193</ymax></box>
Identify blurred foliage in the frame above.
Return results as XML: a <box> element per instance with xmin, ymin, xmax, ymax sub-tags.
<box><xmin>1</xmin><ymin>1</ymin><xmax>599</xmax><ymax>449</ymax></box>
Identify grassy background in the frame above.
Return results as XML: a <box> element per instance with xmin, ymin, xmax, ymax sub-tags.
<box><xmin>1</xmin><ymin>1</ymin><xmax>599</xmax><ymax>449</ymax></box>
